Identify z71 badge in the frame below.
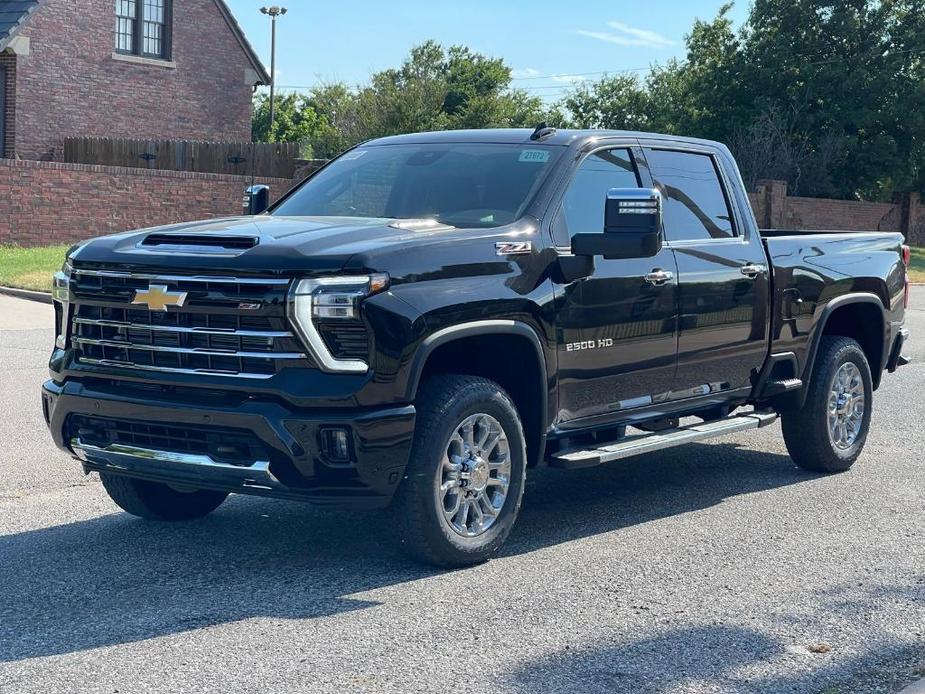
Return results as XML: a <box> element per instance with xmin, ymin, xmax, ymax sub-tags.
<box><xmin>565</xmin><ymin>338</ymin><xmax>614</xmax><ymax>352</ymax></box>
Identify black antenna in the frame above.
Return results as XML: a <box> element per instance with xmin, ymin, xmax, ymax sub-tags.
<box><xmin>530</xmin><ymin>122</ymin><xmax>556</xmax><ymax>141</ymax></box>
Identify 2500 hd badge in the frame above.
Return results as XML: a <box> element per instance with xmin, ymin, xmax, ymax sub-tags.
<box><xmin>565</xmin><ymin>339</ymin><xmax>615</xmax><ymax>352</ymax></box>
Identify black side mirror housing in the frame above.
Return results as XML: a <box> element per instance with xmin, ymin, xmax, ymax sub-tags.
<box><xmin>571</xmin><ymin>188</ymin><xmax>663</xmax><ymax>260</ymax></box>
<box><xmin>552</xmin><ymin>254</ymin><xmax>595</xmax><ymax>283</ymax></box>
<box><xmin>243</xmin><ymin>185</ymin><xmax>271</xmax><ymax>215</ymax></box>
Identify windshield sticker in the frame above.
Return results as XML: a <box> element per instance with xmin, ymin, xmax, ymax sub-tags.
<box><xmin>519</xmin><ymin>149</ymin><xmax>550</xmax><ymax>163</ymax></box>
<box><xmin>340</xmin><ymin>150</ymin><xmax>367</xmax><ymax>161</ymax></box>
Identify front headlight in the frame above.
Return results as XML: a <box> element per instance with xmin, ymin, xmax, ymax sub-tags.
<box><xmin>289</xmin><ymin>273</ymin><xmax>389</xmax><ymax>373</ymax></box>
<box><xmin>52</xmin><ymin>263</ymin><xmax>73</xmax><ymax>350</ymax></box>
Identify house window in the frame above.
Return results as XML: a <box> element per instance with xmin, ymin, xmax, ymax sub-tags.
<box><xmin>114</xmin><ymin>0</ymin><xmax>170</xmax><ymax>59</ymax></box>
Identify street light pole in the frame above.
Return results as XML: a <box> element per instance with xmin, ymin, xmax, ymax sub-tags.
<box><xmin>259</xmin><ymin>6</ymin><xmax>287</xmax><ymax>142</ymax></box>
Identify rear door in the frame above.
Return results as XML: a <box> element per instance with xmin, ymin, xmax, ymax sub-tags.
<box><xmin>551</xmin><ymin>144</ymin><xmax>679</xmax><ymax>425</ymax></box>
<box><xmin>640</xmin><ymin>145</ymin><xmax>770</xmax><ymax>399</ymax></box>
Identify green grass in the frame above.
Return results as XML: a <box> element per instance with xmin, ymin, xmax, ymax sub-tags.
<box><xmin>0</xmin><ymin>245</ymin><xmax>69</xmax><ymax>292</ymax></box>
<box><xmin>908</xmin><ymin>246</ymin><xmax>925</xmax><ymax>284</ymax></box>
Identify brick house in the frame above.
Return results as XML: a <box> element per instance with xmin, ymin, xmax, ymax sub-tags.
<box><xmin>0</xmin><ymin>0</ymin><xmax>269</xmax><ymax>161</ymax></box>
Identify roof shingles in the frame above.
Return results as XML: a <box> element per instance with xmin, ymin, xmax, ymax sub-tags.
<box><xmin>0</xmin><ymin>0</ymin><xmax>39</xmax><ymax>44</ymax></box>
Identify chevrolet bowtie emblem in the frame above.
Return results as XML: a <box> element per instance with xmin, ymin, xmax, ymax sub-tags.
<box><xmin>132</xmin><ymin>284</ymin><xmax>188</xmax><ymax>312</ymax></box>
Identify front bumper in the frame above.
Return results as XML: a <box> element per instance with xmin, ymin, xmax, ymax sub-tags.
<box><xmin>42</xmin><ymin>379</ymin><xmax>416</xmax><ymax>509</ymax></box>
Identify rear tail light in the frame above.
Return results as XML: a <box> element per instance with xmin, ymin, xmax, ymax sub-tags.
<box><xmin>902</xmin><ymin>244</ymin><xmax>911</xmax><ymax>308</ymax></box>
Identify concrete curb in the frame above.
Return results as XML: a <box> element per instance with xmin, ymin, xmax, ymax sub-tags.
<box><xmin>901</xmin><ymin>677</ymin><xmax>925</xmax><ymax>693</ymax></box>
<box><xmin>0</xmin><ymin>285</ymin><xmax>53</xmax><ymax>304</ymax></box>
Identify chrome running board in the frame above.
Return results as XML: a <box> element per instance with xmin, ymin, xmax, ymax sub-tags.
<box><xmin>549</xmin><ymin>411</ymin><xmax>779</xmax><ymax>470</ymax></box>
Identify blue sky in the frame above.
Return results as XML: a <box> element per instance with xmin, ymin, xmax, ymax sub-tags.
<box><xmin>226</xmin><ymin>0</ymin><xmax>749</xmax><ymax>101</ymax></box>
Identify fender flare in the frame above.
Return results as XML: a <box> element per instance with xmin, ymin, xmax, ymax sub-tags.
<box><xmin>405</xmin><ymin>319</ymin><xmax>550</xmax><ymax>464</ymax></box>
<box><xmin>799</xmin><ymin>292</ymin><xmax>887</xmax><ymax>405</ymax></box>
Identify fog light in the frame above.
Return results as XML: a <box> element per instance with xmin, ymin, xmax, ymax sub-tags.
<box><xmin>320</xmin><ymin>428</ymin><xmax>352</xmax><ymax>464</ymax></box>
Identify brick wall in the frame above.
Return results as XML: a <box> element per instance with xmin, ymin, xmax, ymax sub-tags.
<box><xmin>4</xmin><ymin>166</ymin><xmax>924</xmax><ymax>248</ymax></box>
<box><xmin>0</xmin><ymin>159</ymin><xmax>290</xmax><ymax>246</ymax></box>
<box><xmin>11</xmin><ymin>0</ymin><xmax>258</xmax><ymax>161</ymax></box>
<box><xmin>749</xmin><ymin>180</ymin><xmax>922</xmax><ymax>242</ymax></box>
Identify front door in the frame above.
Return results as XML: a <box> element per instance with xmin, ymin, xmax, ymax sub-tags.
<box><xmin>553</xmin><ymin>145</ymin><xmax>679</xmax><ymax>425</ymax></box>
<box><xmin>641</xmin><ymin>146</ymin><xmax>769</xmax><ymax>398</ymax></box>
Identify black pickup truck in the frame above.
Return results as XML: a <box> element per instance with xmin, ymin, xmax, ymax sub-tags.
<box><xmin>43</xmin><ymin>127</ymin><xmax>910</xmax><ymax>566</ymax></box>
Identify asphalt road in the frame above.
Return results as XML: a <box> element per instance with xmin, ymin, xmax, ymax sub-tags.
<box><xmin>0</xmin><ymin>291</ymin><xmax>922</xmax><ymax>694</ymax></box>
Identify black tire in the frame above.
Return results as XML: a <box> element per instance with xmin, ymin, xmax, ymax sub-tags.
<box><xmin>781</xmin><ymin>336</ymin><xmax>873</xmax><ymax>473</ymax></box>
<box><xmin>394</xmin><ymin>374</ymin><xmax>528</xmax><ymax>568</ymax></box>
<box><xmin>100</xmin><ymin>473</ymin><xmax>229</xmax><ymax>521</ymax></box>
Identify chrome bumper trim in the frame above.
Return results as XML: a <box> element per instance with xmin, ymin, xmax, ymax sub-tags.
<box><xmin>70</xmin><ymin>438</ymin><xmax>283</xmax><ymax>492</ymax></box>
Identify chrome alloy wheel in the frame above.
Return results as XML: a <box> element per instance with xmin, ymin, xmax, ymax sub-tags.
<box><xmin>827</xmin><ymin>362</ymin><xmax>866</xmax><ymax>450</ymax></box>
<box><xmin>437</xmin><ymin>413</ymin><xmax>512</xmax><ymax>538</ymax></box>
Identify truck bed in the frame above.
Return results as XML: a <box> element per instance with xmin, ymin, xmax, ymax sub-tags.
<box><xmin>760</xmin><ymin>228</ymin><xmax>906</xmax><ymax>381</ymax></box>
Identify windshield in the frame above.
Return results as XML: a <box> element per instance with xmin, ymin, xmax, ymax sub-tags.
<box><xmin>272</xmin><ymin>143</ymin><xmax>563</xmax><ymax>228</ymax></box>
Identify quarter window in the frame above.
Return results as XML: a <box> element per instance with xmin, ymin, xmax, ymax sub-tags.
<box><xmin>555</xmin><ymin>148</ymin><xmax>640</xmax><ymax>245</ymax></box>
<box><xmin>115</xmin><ymin>0</ymin><xmax>170</xmax><ymax>59</ymax></box>
<box><xmin>644</xmin><ymin>149</ymin><xmax>735</xmax><ymax>241</ymax></box>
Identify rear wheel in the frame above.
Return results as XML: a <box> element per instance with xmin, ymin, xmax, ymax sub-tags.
<box><xmin>781</xmin><ymin>336</ymin><xmax>873</xmax><ymax>473</ymax></box>
<box><xmin>394</xmin><ymin>374</ymin><xmax>527</xmax><ymax>567</ymax></box>
<box><xmin>100</xmin><ymin>473</ymin><xmax>229</xmax><ymax>521</ymax></box>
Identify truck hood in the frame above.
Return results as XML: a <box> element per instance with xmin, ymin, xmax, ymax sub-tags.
<box><xmin>68</xmin><ymin>215</ymin><xmax>473</xmax><ymax>276</ymax></box>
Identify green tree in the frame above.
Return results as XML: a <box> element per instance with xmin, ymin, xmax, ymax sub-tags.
<box><xmin>558</xmin><ymin>0</ymin><xmax>925</xmax><ymax>200</ymax></box>
<box><xmin>251</xmin><ymin>92</ymin><xmax>332</xmax><ymax>158</ymax></box>
<box><xmin>256</xmin><ymin>41</ymin><xmax>554</xmax><ymax>159</ymax></box>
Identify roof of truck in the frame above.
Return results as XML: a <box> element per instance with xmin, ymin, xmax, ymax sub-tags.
<box><xmin>367</xmin><ymin>128</ymin><xmax>726</xmax><ymax>150</ymax></box>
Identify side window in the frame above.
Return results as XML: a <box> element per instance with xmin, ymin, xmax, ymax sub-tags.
<box><xmin>554</xmin><ymin>148</ymin><xmax>640</xmax><ymax>245</ymax></box>
<box><xmin>644</xmin><ymin>149</ymin><xmax>735</xmax><ymax>241</ymax></box>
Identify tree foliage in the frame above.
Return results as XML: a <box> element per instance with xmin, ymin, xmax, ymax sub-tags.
<box><xmin>559</xmin><ymin>1</ymin><xmax>925</xmax><ymax>200</ymax></box>
<box><xmin>254</xmin><ymin>4</ymin><xmax>925</xmax><ymax>200</ymax></box>
<box><xmin>254</xmin><ymin>41</ymin><xmax>555</xmax><ymax>160</ymax></box>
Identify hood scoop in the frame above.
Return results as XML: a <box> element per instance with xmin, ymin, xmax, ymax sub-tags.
<box><xmin>139</xmin><ymin>233</ymin><xmax>259</xmax><ymax>254</ymax></box>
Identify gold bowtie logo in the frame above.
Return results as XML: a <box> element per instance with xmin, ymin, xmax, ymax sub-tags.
<box><xmin>132</xmin><ymin>284</ymin><xmax>188</xmax><ymax>312</ymax></box>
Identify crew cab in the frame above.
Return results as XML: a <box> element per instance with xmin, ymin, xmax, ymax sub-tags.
<box><xmin>43</xmin><ymin>127</ymin><xmax>910</xmax><ymax>567</ymax></box>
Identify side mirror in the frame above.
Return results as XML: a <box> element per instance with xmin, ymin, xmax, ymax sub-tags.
<box><xmin>243</xmin><ymin>185</ymin><xmax>270</xmax><ymax>215</ymax></box>
<box><xmin>571</xmin><ymin>188</ymin><xmax>662</xmax><ymax>260</ymax></box>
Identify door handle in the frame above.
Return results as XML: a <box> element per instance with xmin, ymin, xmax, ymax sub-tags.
<box><xmin>644</xmin><ymin>269</ymin><xmax>674</xmax><ymax>286</ymax></box>
<box><xmin>740</xmin><ymin>263</ymin><xmax>766</xmax><ymax>279</ymax></box>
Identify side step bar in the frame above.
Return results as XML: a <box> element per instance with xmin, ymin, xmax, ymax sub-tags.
<box><xmin>549</xmin><ymin>411</ymin><xmax>779</xmax><ymax>470</ymax></box>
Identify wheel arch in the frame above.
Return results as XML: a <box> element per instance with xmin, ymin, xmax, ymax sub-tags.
<box><xmin>800</xmin><ymin>292</ymin><xmax>887</xmax><ymax>406</ymax></box>
<box><xmin>407</xmin><ymin>321</ymin><xmax>550</xmax><ymax>468</ymax></box>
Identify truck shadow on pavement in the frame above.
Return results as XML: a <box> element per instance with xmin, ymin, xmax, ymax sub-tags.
<box><xmin>1</xmin><ymin>440</ymin><xmax>817</xmax><ymax>663</ymax></box>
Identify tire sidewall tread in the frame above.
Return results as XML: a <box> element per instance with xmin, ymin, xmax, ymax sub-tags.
<box><xmin>394</xmin><ymin>374</ymin><xmax>528</xmax><ymax>568</ymax></box>
<box><xmin>781</xmin><ymin>336</ymin><xmax>873</xmax><ymax>473</ymax></box>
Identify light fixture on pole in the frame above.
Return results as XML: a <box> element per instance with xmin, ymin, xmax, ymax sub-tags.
<box><xmin>259</xmin><ymin>5</ymin><xmax>287</xmax><ymax>141</ymax></box>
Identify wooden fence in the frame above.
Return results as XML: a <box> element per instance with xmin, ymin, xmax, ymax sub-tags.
<box><xmin>62</xmin><ymin>138</ymin><xmax>299</xmax><ymax>179</ymax></box>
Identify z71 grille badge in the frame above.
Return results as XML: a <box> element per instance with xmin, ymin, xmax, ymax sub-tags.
<box><xmin>495</xmin><ymin>241</ymin><xmax>533</xmax><ymax>256</ymax></box>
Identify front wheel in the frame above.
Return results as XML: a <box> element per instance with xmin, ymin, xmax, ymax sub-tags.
<box><xmin>781</xmin><ymin>336</ymin><xmax>873</xmax><ymax>473</ymax></box>
<box><xmin>394</xmin><ymin>374</ymin><xmax>527</xmax><ymax>567</ymax></box>
<box><xmin>100</xmin><ymin>473</ymin><xmax>229</xmax><ymax>521</ymax></box>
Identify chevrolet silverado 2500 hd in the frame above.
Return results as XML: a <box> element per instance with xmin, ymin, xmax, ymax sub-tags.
<box><xmin>43</xmin><ymin>127</ymin><xmax>910</xmax><ymax>567</ymax></box>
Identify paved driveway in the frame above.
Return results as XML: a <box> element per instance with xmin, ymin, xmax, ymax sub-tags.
<box><xmin>0</xmin><ymin>291</ymin><xmax>922</xmax><ymax>694</ymax></box>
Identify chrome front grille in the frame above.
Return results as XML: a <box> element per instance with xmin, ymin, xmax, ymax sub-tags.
<box><xmin>70</xmin><ymin>268</ymin><xmax>312</xmax><ymax>378</ymax></box>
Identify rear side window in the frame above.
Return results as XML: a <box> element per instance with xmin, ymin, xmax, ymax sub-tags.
<box><xmin>555</xmin><ymin>148</ymin><xmax>639</xmax><ymax>245</ymax></box>
<box><xmin>644</xmin><ymin>149</ymin><xmax>735</xmax><ymax>241</ymax></box>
